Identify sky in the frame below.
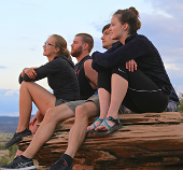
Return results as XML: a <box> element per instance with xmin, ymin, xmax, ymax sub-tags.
<box><xmin>0</xmin><ymin>0</ymin><xmax>183</xmax><ymax>116</ymax></box>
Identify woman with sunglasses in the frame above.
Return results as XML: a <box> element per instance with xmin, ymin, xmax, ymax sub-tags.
<box><xmin>88</xmin><ymin>7</ymin><xmax>172</xmax><ymax>135</ymax></box>
<box><xmin>5</xmin><ymin>34</ymin><xmax>80</xmax><ymax>147</ymax></box>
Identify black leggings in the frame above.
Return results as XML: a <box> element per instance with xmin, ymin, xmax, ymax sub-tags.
<box><xmin>98</xmin><ymin>64</ymin><xmax>169</xmax><ymax>113</ymax></box>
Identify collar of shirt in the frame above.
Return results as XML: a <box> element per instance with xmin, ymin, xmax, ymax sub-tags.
<box><xmin>125</xmin><ymin>32</ymin><xmax>137</xmax><ymax>44</ymax></box>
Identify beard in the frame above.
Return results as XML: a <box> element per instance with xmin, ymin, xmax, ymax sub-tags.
<box><xmin>71</xmin><ymin>46</ymin><xmax>82</xmax><ymax>58</ymax></box>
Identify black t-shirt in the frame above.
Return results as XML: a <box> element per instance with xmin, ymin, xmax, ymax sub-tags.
<box><xmin>19</xmin><ymin>56</ymin><xmax>80</xmax><ymax>101</ymax></box>
<box><xmin>75</xmin><ymin>56</ymin><xmax>96</xmax><ymax>100</ymax></box>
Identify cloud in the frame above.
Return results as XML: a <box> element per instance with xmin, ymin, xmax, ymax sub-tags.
<box><xmin>5</xmin><ymin>89</ymin><xmax>19</xmax><ymax>96</ymax></box>
<box><xmin>0</xmin><ymin>65</ymin><xmax>6</xmax><ymax>69</ymax></box>
<box><xmin>0</xmin><ymin>112</ymin><xmax>19</xmax><ymax>117</ymax></box>
<box><xmin>165</xmin><ymin>64</ymin><xmax>180</xmax><ymax>71</ymax></box>
<box><xmin>91</xmin><ymin>20</ymin><xmax>111</xmax><ymax>33</ymax></box>
<box><xmin>0</xmin><ymin>89</ymin><xmax>38</xmax><ymax>117</ymax></box>
<box><xmin>147</xmin><ymin>0</ymin><xmax>183</xmax><ymax>18</ymax></box>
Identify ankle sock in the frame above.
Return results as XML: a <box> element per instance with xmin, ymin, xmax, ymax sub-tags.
<box><xmin>61</xmin><ymin>154</ymin><xmax>73</xmax><ymax>168</ymax></box>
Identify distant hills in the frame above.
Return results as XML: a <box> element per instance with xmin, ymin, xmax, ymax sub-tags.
<box><xmin>0</xmin><ymin>116</ymin><xmax>34</xmax><ymax>133</ymax></box>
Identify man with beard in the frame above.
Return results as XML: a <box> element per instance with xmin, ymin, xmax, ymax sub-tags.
<box><xmin>71</xmin><ymin>33</ymin><xmax>97</xmax><ymax>100</ymax></box>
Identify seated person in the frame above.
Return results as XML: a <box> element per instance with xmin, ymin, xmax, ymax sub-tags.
<box><xmin>91</xmin><ymin>7</ymin><xmax>172</xmax><ymax>135</ymax></box>
<box><xmin>5</xmin><ymin>34</ymin><xmax>80</xmax><ymax>148</ymax></box>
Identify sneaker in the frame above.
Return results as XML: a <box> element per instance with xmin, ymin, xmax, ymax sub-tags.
<box><xmin>0</xmin><ymin>155</ymin><xmax>36</xmax><ymax>170</ymax></box>
<box><xmin>46</xmin><ymin>158</ymin><xmax>72</xmax><ymax>170</ymax></box>
<box><xmin>5</xmin><ymin>129</ymin><xmax>32</xmax><ymax>148</ymax></box>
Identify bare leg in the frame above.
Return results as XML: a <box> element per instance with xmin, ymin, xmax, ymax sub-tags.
<box><xmin>17</xmin><ymin>82</ymin><xmax>56</xmax><ymax>132</ymax></box>
<box><xmin>108</xmin><ymin>74</ymin><xmax>128</xmax><ymax>118</ymax></box>
<box><xmin>15</xmin><ymin>110</ymin><xmax>44</xmax><ymax>157</ymax></box>
<box><xmin>29</xmin><ymin>110</ymin><xmax>44</xmax><ymax>134</ymax></box>
<box><xmin>22</xmin><ymin>104</ymin><xmax>74</xmax><ymax>158</ymax></box>
<box><xmin>87</xmin><ymin>89</ymin><xmax>110</xmax><ymax>130</ymax></box>
<box><xmin>96</xmin><ymin>74</ymin><xmax>128</xmax><ymax>130</ymax></box>
<box><xmin>35</xmin><ymin>110</ymin><xmax>44</xmax><ymax>124</ymax></box>
<box><xmin>65</xmin><ymin>101</ymin><xmax>99</xmax><ymax>157</ymax></box>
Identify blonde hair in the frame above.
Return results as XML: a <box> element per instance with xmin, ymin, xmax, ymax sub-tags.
<box><xmin>51</xmin><ymin>34</ymin><xmax>72</xmax><ymax>60</ymax></box>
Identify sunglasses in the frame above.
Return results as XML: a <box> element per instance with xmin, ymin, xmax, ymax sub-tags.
<box><xmin>44</xmin><ymin>42</ymin><xmax>55</xmax><ymax>47</ymax></box>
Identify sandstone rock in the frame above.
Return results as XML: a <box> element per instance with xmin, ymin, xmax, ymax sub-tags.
<box><xmin>17</xmin><ymin>112</ymin><xmax>183</xmax><ymax>170</ymax></box>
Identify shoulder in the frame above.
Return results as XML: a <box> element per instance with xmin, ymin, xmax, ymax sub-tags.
<box><xmin>75</xmin><ymin>56</ymin><xmax>92</xmax><ymax>68</ymax></box>
<box><xmin>84</xmin><ymin>59</ymin><xmax>93</xmax><ymax>68</ymax></box>
<box><xmin>83</xmin><ymin>55</ymin><xmax>92</xmax><ymax>62</ymax></box>
<box><xmin>129</xmin><ymin>34</ymin><xmax>151</xmax><ymax>49</ymax></box>
<box><xmin>135</xmin><ymin>34</ymin><xmax>150</xmax><ymax>43</ymax></box>
<box><xmin>47</xmin><ymin>56</ymin><xmax>71</xmax><ymax>68</ymax></box>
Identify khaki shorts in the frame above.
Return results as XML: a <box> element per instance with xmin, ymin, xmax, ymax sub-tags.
<box><xmin>56</xmin><ymin>95</ymin><xmax>99</xmax><ymax>112</ymax></box>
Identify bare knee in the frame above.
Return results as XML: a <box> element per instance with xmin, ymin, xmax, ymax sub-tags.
<box><xmin>44</xmin><ymin>107</ymin><xmax>57</xmax><ymax>122</ymax></box>
<box><xmin>20</xmin><ymin>82</ymin><xmax>34</xmax><ymax>92</ymax></box>
<box><xmin>75</xmin><ymin>105</ymin><xmax>88</xmax><ymax>119</ymax></box>
<box><xmin>20</xmin><ymin>81</ymin><xmax>33</xmax><ymax>87</ymax></box>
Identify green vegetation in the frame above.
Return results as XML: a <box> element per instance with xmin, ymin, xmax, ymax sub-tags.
<box><xmin>0</xmin><ymin>144</ymin><xmax>17</xmax><ymax>165</ymax></box>
<box><xmin>178</xmin><ymin>93</ymin><xmax>183</xmax><ymax>113</ymax></box>
<box><xmin>0</xmin><ymin>156</ymin><xmax>9</xmax><ymax>166</ymax></box>
<box><xmin>0</xmin><ymin>133</ymin><xmax>17</xmax><ymax>166</ymax></box>
<box><xmin>8</xmin><ymin>144</ymin><xmax>17</xmax><ymax>158</ymax></box>
<box><xmin>0</xmin><ymin>143</ymin><xmax>6</xmax><ymax>150</ymax></box>
<box><xmin>0</xmin><ymin>133</ymin><xmax>13</xmax><ymax>142</ymax></box>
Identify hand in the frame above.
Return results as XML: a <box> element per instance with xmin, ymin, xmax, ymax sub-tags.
<box><xmin>21</xmin><ymin>68</ymin><xmax>28</xmax><ymax>77</ymax></box>
<box><xmin>24</xmin><ymin>67</ymin><xmax>38</xmax><ymax>79</ymax></box>
<box><xmin>29</xmin><ymin>116</ymin><xmax>37</xmax><ymax>126</ymax></box>
<box><xmin>126</xmin><ymin>59</ymin><xmax>137</xmax><ymax>72</ymax></box>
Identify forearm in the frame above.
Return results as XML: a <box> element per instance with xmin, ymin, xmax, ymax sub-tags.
<box><xmin>92</xmin><ymin>37</ymin><xmax>148</xmax><ymax>68</ymax></box>
<box><xmin>92</xmin><ymin>61</ymin><xmax>109</xmax><ymax>72</ymax></box>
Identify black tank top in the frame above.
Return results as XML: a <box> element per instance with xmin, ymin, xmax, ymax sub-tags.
<box><xmin>75</xmin><ymin>56</ymin><xmax>96</xmax><ymax>100</ymax></box>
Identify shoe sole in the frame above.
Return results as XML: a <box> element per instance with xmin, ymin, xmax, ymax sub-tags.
<box><xmin>0</xmin><ymin>165</ymin><xmax>36</xmax><ymax>170</ymax></box>
<box><xmin>93</xmin><ymin>124</ymin><xmax>122</xmax><ymax>135</ymax></box>
<box><xmin>86</xmin><ymin>129</ymin><xmax>95</xmax><ymax>133</ymax></box>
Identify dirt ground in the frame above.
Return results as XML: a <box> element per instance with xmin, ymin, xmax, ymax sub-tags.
<box><xmin>0</xmin><ymin>150</ymin><xmax>9</xmax><ymax>159</ymax></box>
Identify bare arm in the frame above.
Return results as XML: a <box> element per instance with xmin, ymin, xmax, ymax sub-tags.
<box><xmin>84</xmin><ymin>59</ymin><xmax>98</xmax><ymax>89</ymax></box>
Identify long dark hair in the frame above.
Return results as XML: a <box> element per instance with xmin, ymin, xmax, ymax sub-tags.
<box><xmin>113</xmin><ymin>7</ymin><xmax>141</xmax><ymax>35</ymax></box>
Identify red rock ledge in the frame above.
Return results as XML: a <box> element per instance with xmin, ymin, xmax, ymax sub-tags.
<box><xmin>18</xmin><ymin>112</ymin><xmax>183</xmax><ymax>170</ymax></box>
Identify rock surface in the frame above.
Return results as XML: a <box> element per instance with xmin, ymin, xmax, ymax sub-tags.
<box><xmin>18</xmin><ymin>112</ymin><xmax>183</xmax><ymax>170</ymax></box>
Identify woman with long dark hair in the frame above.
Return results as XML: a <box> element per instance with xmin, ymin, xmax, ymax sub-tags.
<box><xmin>87</xmin><ymin>7</ymin><xmax>171</xmax><ymax>135</ymax></box>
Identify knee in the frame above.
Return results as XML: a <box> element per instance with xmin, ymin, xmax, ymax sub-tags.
<box><xmin>44</xmin><ymin>107</ymin><xmax>57</xmax><ymax>122</ymax></box>
<box><xmin>21</xmin><ymin>81</ymin><xmax>32</xmax><ymax>87</ymax></box>
<box><xmin>75</xmin><ymin>105</ymin><xmax>88</xmax><ymax>119</ymax></box>
<box><xmin>20</xmin><ymin>81</ymin><xmax>33</xmax><ymax>90</ymax></box>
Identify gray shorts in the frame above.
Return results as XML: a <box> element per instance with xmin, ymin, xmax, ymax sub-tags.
<box><xmin>56</xmin><ymin>95</ymin><xmax>99</xmax><ymax>112</ymax></box>
<box><xmin>55</xmin><ymin>99</ymin><xmax>69</xmax><ymax>106</ymax></box>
